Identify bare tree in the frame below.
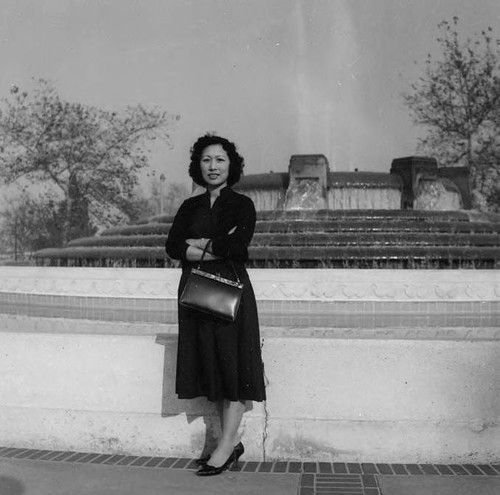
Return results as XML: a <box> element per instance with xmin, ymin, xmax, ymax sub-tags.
<box><xmin>403</xmin><ymin>17</ymin><xmax>500</xmax><ymax>210</ymax></box>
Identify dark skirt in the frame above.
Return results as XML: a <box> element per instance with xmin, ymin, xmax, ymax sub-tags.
<box><xmin>175</xmin><ymin>260</ymin><xmax>266</xmax><ymax>402</ymax></box>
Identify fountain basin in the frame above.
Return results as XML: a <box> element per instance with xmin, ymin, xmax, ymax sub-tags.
<box><xmin>34</xmin><ymin>209</ymin><xmax>500</xmax><ymax>269</ymax></box>
<box><xmin>32</xmin><ymin>155</ymin><xmax>500</xmax><ymax>268</ymax></box>
<box><xmin>0</xmin><ymin>266</ymin><xmax>499</xmax><ymax>462</ymax></box>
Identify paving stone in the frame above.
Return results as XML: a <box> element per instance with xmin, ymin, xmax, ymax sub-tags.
<box><xmin>25</xmin><ymin>450</ymin><xmax>53</xmax><ymax>460</ymax></box>
<box><xmin>347</xmin><ymin>463</ymin><xmax>362</xmax><ymax>474</ymax></box>
<box><xmin>170</xmin><ymin>457</ymin><xmax>190</xmax><ymax>469</ymax></box>
<box><xmin>419</xmin><ymin>464</ymin><xmax>439</xmax><ymax>475</ymax></box>
<box><xmin>242</xmin><ymin>461</ymin><xmax>259</xmax><ymax>472</ymax></box>
<box><xmin>257</xmin><ymin>462</ymin><xmax>273</xmax><ymax>472</ymax></box>
<box><xmin>463</xmin><ymin>464</ymin><xmax>484</xmax><ymax>475</ymax></box>
<box><xmin>288</xmin><ymin>462</ymin><xmax>302</xmax><ymax>473</ymax></box>
<box><xmin>478</xmin><ymin>465</ymin><xmax>499</xmax><ymax>476</ymax></box>
<box><xmin>102</xmin><ymin>455</ymin><xmax>126</xmax><ymax>465</ymax></box>
<box><xmin>362</xmin><ymin>463</ymin><xmax>378</xmax><ymax>474</ymax></box>
<box><xmin>391</xmin><ymin>464</ymin><xmax>408</xmax><ymax>475</ymax></box>
<box><xmin>303</xmin><ymin>462</ymin><xmax>317</xmax><ymax>473</ymax></box>
<box><xmin>362</xmin><ymin>474</ymin><xmax>378</xmax><ymax>487</ymax></box>
<box><xmin>144</xmin><ymin>457</ymin><xmax>165</xmax><ymax>468</ymax></box>
<box><xmin>4</xmin><ymin>449</ymin><xmax>30</xmax><ymax>458</ymax></box>
<box><xmin>38</xmin><ymin>451</ymin><xmax>66</xmax><ymax>461</ymax></box>
<box><xmin>435</xmin><ymin>464</ymin><xmax>454</xmax><ymax>475</ymax></box>
<box><xmin>63</xmin><ymin>452</ymin><xmax>91</xmax><ymax>463</ymax></box>
<box><xmin>301</xmin><ymin>473</ymin><xmax>314</xmax><ymax>487</ymax></box>
<box><xmin>273</xmin><ymin>462</ymin><xmax>288</xmax><ymax>473</ymax></box>
<box><xmin>75</xmin><ymin>453</ymin><xmax>104</xmax><ymax>464</ymax></box>
<box><xmin>15</xmin><ymin>450</ymin><xmax>40</xmax><ymax>459</ymax></box>
<box><xmin>376</xmin><ymin>463</ymin><xmax>393</xmax><ymax>475</ymax></box>
<box><xmin>157</xmin><ymin>457</ymin><xmax>176</xmax><ymax>468</ymax></box>
<box><xmin>318</xmin><ymin>462</ymin><xmax>332</xmax><ymax>473</ymax></box>
<box><xmin>449</xmin><ymin>464</ymin><xmax>469</xmax><ymax>475</ymax></box>
<box><xmin>333</xmin><ymin>462</ymin><xmax>348</xmax><ymax>474</ymax></box>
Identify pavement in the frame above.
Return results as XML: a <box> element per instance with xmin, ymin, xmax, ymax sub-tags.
<box><xmin>0</xmin><ymin>457</ymin><xmax>298</xmax><ymax>495</ymax></box>
<box><xmin>1</xmin><ymin>447</ymin><xmax>500</xmax><ymax>495</ymax></box>
<box><xmin>378</xmin><ymin>475</ymin><xmax>500</xmax><ymax>495</ymax></box>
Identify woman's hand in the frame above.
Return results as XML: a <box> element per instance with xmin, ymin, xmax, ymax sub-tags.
<box><xmin>201</xmin><ymin>251</ymin><xmax>220</xmax><ymax>261</ymax></box>
<box><xmin>186</xmin><ymin>228</ymin><xmax>234</xmax><ymax>250</ymax></box>
<box><xmin>185</xmin><ymin>244</ymin><xmax>220</xmax><ymax>262</ymax></box>
<box><xmin>186</xmin><ymin>238</ymin><xmax>211</xmax><ymax>250</ymax></box>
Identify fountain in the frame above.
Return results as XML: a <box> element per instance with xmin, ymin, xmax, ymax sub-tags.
<box><xmin>33</xmin><ymin>155</ymin><xmax>500</xmax><ymax>269</ymax></box>
<box><xmin>5</xmin><ymin>153</ymin><xmax>500</xmax><ymax>464</ymax></box>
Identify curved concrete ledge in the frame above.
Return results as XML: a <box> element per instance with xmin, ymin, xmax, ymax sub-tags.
<box><xmin>0</xmin><ymin>267</ymin><xmax>499</xmax><ymax>463</ymax></box>
<box><xmin>0</xmin><ymin>267</ymin><xmax>498</xmax><ymax>301</ymax></box>
<box><xmin>2</xmin><ymin>315</ymin><xmax>500</xmax><ymax>341</ymax></box>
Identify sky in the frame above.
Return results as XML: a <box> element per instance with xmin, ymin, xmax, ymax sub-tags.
<box><xmin>1</xmin><ymin>0</ymin><xmax>500</xmax><ymax>192</ymax></box>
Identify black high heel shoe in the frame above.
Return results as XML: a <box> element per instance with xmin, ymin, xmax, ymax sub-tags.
<box><xmin>196</xmin><ymin>441</ymin><xmax>244</xmax><ymax>466</ymax></box>
<box><xmin>195</xmin><ymin>442</ymin><xmax>244</xmax><ymax>476</ymax></box>
<box><xmin>232</xmin><ymin>442</ymin><xmax>244</xmax><ymax>461</ymax></box>
<box><xmin>195</xmin><ymin>455</ymin><xmax>210</xmax><ymax>466</ymax></box>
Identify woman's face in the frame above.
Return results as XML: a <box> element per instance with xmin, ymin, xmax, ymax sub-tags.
<box><xmin>200</xmin><ymin>144</ymin><xmax>230</xmax><ymax>189</ymax></box>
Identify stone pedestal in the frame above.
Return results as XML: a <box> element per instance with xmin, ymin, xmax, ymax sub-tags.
<box><xmin>438</xmin><ymin>166</ymin><xmax>471</xmax><ymax>209</ymax></box>
<box><xmin>284</xmin><ymin>155</ymin><xmax>329</xmax><ymax>210</ymax></box>
<box><xmin>390</xmin><ymin>156</ymin><xmax>438</xmax><ymax>209</ymax></box>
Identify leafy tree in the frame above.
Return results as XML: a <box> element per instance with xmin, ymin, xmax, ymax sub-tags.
<box><xmin>403</xmin><ymin>17</ymin><xmax>500</xmax><ymax>211</ymax></box>
<box><xmin>0</xmin><ymin>79</ymin><xmax>180</xmax><ymax>242</ymax></box>
<box><xmin>117</xmin><ymin>187</ymin><xmax>157</xmax><ymax>224</ymax></box>
<box><xmin>0</xmin><ymin>192</ymin><xmax>63</xmax><ymax>258</ymax></box>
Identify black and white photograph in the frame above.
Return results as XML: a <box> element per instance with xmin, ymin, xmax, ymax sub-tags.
<box><xmin>0</xmin><ymin>1</ymin><xmax>499</xmax><ymax>494</ymax></box>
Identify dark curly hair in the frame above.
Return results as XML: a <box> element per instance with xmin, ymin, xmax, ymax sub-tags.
<box><xmin>189</xmin><ymin>134</ymin><xmax>244</xmax><ymax>187</ymax></box>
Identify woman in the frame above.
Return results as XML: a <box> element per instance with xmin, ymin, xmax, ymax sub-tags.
<box><xmin>165</xmin><ymin>134</ymin><xmax>266</xmax><ymax>476</ymax></box>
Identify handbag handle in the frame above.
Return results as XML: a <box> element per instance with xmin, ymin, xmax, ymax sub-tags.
<box><xmin>197</xmin><ymin>241</ymin><xmax>241</xmax><ymax>284</ymax></box>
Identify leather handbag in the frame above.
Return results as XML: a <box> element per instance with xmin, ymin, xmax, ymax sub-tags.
<box><xmin>179</xmin><ymin>243</ymin><xmax>244</xmax><ymax>321</ymax></box>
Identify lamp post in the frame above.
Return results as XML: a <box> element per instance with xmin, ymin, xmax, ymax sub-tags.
<box><xmin>13</xmin><ymin>215</ymin><xmax>18</xmax><ymax>261</ymax></box>
<box><xmin>159</xmin><ymin>173</ymin><xmax>166</xmax><ymax>215</ymax></box>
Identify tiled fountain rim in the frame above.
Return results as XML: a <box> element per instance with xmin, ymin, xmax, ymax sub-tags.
<box><xmin>0</xmin><ymin>267</ymin><xmax>499</xmax><ymax>301</ymax></box>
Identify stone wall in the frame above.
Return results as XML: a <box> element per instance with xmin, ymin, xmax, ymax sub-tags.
<box><xmin>0</xmin><ymin>267</ymin><xmax>499</xmax><ymax>463</ymax></box>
